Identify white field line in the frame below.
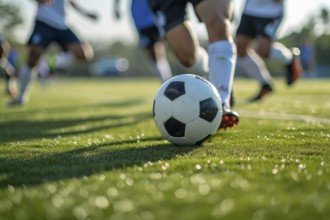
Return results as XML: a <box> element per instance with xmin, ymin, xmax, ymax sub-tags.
<box><xmin>239</xmin><ymin>110</ymin><xmax>330</xmax><ymax>124</ymax></box>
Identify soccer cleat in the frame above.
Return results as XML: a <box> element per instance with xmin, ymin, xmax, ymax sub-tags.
<box><xmin>249</xmin><ymin>83</ymin><xmax>273</xmax><ymax>102</ymax></box>
<box><xmin>286</xmin><ymin>48</ymin><xmax>302</xmax><ymax>86</ymax></box>
<box><xmin>219</xmin><ymin>105</ymin><xmax>239</xmax><ymax>130</ymax></box>
<box><xmin>7</xmin><ymin>98</ymin><xmax>25</xmax><ymax>107</ymax></box>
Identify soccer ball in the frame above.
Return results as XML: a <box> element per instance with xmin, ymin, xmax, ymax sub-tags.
<box><xmin>153</xmin><ymin>74</ymin><xmax>222</xmax><ymax>145</ymax></box>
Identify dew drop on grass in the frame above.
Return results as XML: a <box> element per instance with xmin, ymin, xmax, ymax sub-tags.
<box><xmin>198</xmin><ymin>184</ymin><xmax>211</xmax><ymax>195</ymax></box>
<box><xmin>212</xmin><ymin>198</ymin><xmax>235</xmax><ymax>217</ymax></box>
<box><xmin>174</xmin><ymin>188</ymin><xmax>187</xmax><ymax>199</ymax></box>
<box><xmin>79</xmin><ymin>189</ymin><xmax>89</xmax><ymax>198</ymax></box>
<box><xmin>72</xmin><ymin>206</ymin><xmax>87</xmax><ymax>220</ymax></box>
<box><xmin>113</xmin><ymin>199</ymin><xmax>134</xmax><ymax>213</ymax></box>
<box><xmin>107</xmin><ymin>187</ymin><xmax>119</xmax><ymax>197</ymax></box>
<box><xmin>94</xmin><ymin>196</ymin><xmax>109</xmax><ymax>209</ymax></box>
<box><xmin>272</xmin><ymin>168</ymin><xmax>278</xmax><ymax>175</ymax></box>
<box><xmin>161</xmin><ymin>163</ymin><xmax>170</xmax><ymax>171</ymax></box>
<box><xmin>52</xmin><ymin>194</ymin><xmax>64</xmax><ymax>207</ymax></box>
<box><xmin>298</xmin><ymin>164</ymin><xmax>306</xmax><ymax>170</ymax></box>
<box><xmin>98</xmin><ymin>175</ymin><xmax>106</xmax><ymax>181</ymax></box>
<box><xmin>7</xmin><ymin>185</ymin><xmax>15</xmax><ymax>193</ymax></box>
<box><xmin>46</xmin><ymin>184</ymin><xmax>57</xmax><ymax>194</ymax></box>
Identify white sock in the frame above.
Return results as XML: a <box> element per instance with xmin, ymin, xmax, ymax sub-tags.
<box><xmin>185</xmin><ymin>46</ymin><xmax>209</xmax><ymax>76</ymax></box>
<box><xmin>154</xmin><ymin>57</ymin><xmax>172</xmax><ymax>82</ymax></box>
<box><xmin>56</xmin><ymin>52</ymin><xmax>74</xmax><ymax>69</ymax></box>
<box><xmin>237</xmin><ymin>51</ymin><xmax>272</xmax><ymax>85</ymax></box>
<box><xmin>38</xmin><ymin>57</ymin><xmax>50</xmax><ymax>77</ymax></box>
<box><xmin>208</xmin><ymin>40</ymin><xmax>236</xmax><ymax>107</ymax></box>
<box><xmin>270</xmin><ymin>42</ymin><xmax>293</xmax><ymax>65</ymax></box>
<box><xmin>18</xmin><ymin>65</ymin><xmax>34</xmax><ymax>102</ymax></box>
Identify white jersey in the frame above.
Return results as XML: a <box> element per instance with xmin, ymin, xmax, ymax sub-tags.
<box><xmin>36</xmin><ymin>0</ymin><xmax>68</xmax><ymax>29</ymax></box>
<box><xmin>243</xmin><ymin>0</ymin><xmax>284</xmax><ymax>18</ymax></box>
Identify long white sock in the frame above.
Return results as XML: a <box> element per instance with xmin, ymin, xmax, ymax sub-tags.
<box><xmin>56</xmin><ymin>52</ymin><xmax>74</xmax><ymax>69</ymax></box>
<box><xmin>38</xmin><ymin>57</ymin><xmax>50</xmax><ymax>77</ymax></box>
<box><xmin>18</xmin><ymin>65</ymin><xmax>34</xmax><ymax>102</ymax></box>
<box><xmin>208</xmin><ymin>40</ymin><xmax>236</xmax><ymax>107</ymax></box>
<box><xmin>153</xmin><ymin>56</ymin><xmax>172</xmax><ymax>82</ymax></box>
<box><xmin>270</xmin><ymin>42</ymin><xmax>293</xmax><ymax>65</ymax></box>
<box><xmin>237</xmin><ymin>51</ymin><xmax>272</xmax><ymax>85</ymax></box>
<box><xmin>185</xmin><ymin>46</ymin><xmax>209</xmax><ymax>76</ymax></box>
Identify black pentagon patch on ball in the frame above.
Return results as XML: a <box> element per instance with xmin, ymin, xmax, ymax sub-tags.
<box><xmin>164</xmin><ymin>117</ymin><xmax>186</xmax><ymax>137</ymax></box>
<box><xmin>164</xmin><ymin>81</ymin><xmax>185</xmax><ymax>101</ymax></box>
<box><xmin>200</xmin><ymin>98</ymin><xmax>218</xmax><ymax>122</ymax></box>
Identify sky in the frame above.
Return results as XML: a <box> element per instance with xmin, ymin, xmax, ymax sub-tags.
<box><xmin>8</xmin><ymin>0</ymin><xmax>330</xmax><ymax>44</ymax></box>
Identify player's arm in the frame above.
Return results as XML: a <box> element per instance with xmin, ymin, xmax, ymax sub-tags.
<box><xmin>113</xmin><ymin>0</ymin><xmax>121</xmax><ymax>20</ymax></box>
<box><xmin>69</xmin><ymin>0</ymin><xmax>98</xmax><ymax>21</ymax></box>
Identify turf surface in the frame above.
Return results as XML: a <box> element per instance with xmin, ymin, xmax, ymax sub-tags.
<box><xmin>0</xmin><ymin>77</ymin><xmax>329</xmax><ymax>220</ymax></box>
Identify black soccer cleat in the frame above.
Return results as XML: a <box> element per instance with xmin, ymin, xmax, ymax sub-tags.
<box><xmin>249</xmin><ymin>83</ymin><xmax>273</xmax><ymax>102</ymax></box>
<box><xmin>286</xmin><ymin>48</ymin><xmax>302</xmax><ymax>86</ymax></box>
<box><xmin>219</xmin><ymin>105</ymin><xmax>239</xmax><ymax>130</ymax></box>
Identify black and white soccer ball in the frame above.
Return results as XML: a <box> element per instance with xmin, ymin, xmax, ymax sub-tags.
<box><xmin>153</xmin><ymin>74</ymin><xmax>222</xmax><ymax>145</ymax></box>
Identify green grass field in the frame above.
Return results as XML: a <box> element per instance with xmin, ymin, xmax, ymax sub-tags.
<box><xmin>0</xmin><ymin>77</ymin><xmax>329</xmax><ymax>220</ymax></box>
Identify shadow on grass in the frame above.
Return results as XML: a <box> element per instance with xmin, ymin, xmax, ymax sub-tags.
<box><xmin>0</xmin><ymin>137</ymin><xmax>199</xmax><ymax>188</ymax></box>
<box><xmin>0</xmin><ymin>97</ymin><xmax>200</xmax><ymax>187</ymax></box>
<box><xmin>0</xmin><ymin>98</ymin><xmax>150</xmax><ymax>143</ymax></box>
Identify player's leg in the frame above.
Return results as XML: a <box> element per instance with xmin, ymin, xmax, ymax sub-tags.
<box><xmin>0</xmin><ymin>39</ymin><xmax>17</xmax><ymax>96</ymax></box>
<box><xmin>148</xmin><ymin>1</ymin><xmax>209</xmax><ymax>76</ymax></box>
<box><xmin>256</xmin><ymin>14</ymin><xmax>301</xmax><ymax>85</ymax></box>
<box><xmin>195</xmin><ymin>0</ymin><xmax>239</xmax><ymax>129</ymax></box>
<box><xmin>269</xmin><ymin>42</ymin><xmax>302</xmax><ymax>85</ymax></box>
<box><xmin>58</xmin><ymin>28</ymin><xmax>94</xmax><ymax>72</ymax></box>
<box><xmin>137</xmin><ymin>26</ymin><xmax>172</xmax><ymax>82</ymax></box>
<box><xmin>235</xmin><ymin>14</ymin><xmax>273</xmax><ymax>102</ymax></box>
<box><xmin>165</xmin><ymin>20</ymin><xmax>209</xmax><ymax>75</ymax></box>
<box><xmin>146</xmin><ymin>41</ymin><xmax>173</xmax><ymax>82</ymax></box>
<box><xmin>8</xmin><ymin>21</ymin><xmax>52</xmax><ymax>106</ymax></box>
<box><xmin>66</xmin><ymin>42</ymin><xmax>94</xmax><ymax>61</ymax></box>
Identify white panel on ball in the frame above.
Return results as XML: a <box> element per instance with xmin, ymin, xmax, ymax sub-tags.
<box><xmin>172</xmin><ymin>95</ymin><xmax>200</xmax><ymax>124</ymax></box>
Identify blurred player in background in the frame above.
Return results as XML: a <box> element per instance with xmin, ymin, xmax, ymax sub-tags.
<box><xmin>0</xmin><ymin>35</ymin><xmax>18</xmax><ymax>97</ymax></box>
<box><xmin>8</xmin><ymin>0</ymin><xmax>98</xmax><ymax>106</ymax></box>
<box><xmin>235</xmin><ymin>0</ymin><xmax>302</xmax><ymax>102</ymax></box>
<box><xmin>299</xmin><ymin>37</ymin><xmax>316</xmax><ymax>77</ymax></box>
<box><xmin>148</xmin><ymin>0</ymin><xmax>239</xmax><ymax>130</ymax></box>
<box><xmin>114</xmin><ymin>0</ymin><xmax>172</xmax><ymax>82</ymax></box>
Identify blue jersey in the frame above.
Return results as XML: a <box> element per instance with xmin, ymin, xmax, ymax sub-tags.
<box><xmin>131</xmin><ymin>0</ymin><xmax>155</xmax><ymax>30</ymax></box>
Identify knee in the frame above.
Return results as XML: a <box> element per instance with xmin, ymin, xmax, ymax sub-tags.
<box><xmin>256</xmin><ymin>47</ymin><xmax>270</xmax><ymax>59</ymax></box>
<box><xmin>208</xmin><ymin>17</ymin><xmax>230</xmax><ymax>39</ymax></box>
<box><xmin>176</xmin><ymin>50</ymin><xmax>196</xmax><ymax>68</ymax></box>
<box><xmin>71</xmin><ymin>44</ymin><xmax>94</xmax><ymax>61</ymax></box>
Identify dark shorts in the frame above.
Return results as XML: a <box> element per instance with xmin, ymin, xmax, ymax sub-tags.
<box><xmin>148</xmin><ymin>0</ymin><xmax>202</xmax><ymax>32</ymax></box>
<box><xmin>28</xmin><ymin>20</ymin><xmax>81</xmax><ymax>50</ymax></box>
<box><xmin>137</xmin><ymin>25</ymin><xmax>161</xmax><ymax>49</ymax></box>
<box><xmin>236</xmin><ymin>14</ymin><xmax>283</xmax><ymax>40</ymax></box>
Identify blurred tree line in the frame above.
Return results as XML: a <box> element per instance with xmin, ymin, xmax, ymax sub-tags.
<box><xmin>1</xmin><ymin>1</ymin><xmax>329</xmax><ymax>77</ymax></box>
<box><xmin>280</xmin><ymin>7</ymin><xmax>330</xmax><ymax>66</ymax></box>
